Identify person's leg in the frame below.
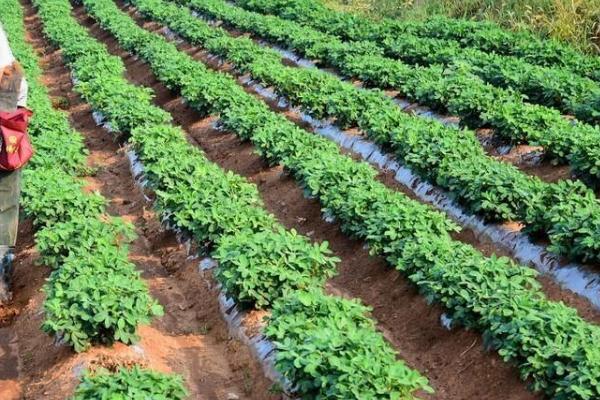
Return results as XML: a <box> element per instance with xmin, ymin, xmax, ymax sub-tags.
<box><xmin>0</xmin><ymin>169</ymin><xmax>21</xmax><ymax>303</ymax></box>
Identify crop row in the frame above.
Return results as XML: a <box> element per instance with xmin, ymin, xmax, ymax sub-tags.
<box><xmin>72</xmin><ymin>366</ymin><xmax>187</xmax><ymax>399</ymax></box>
<box><xmin>34</xmin><ymin>0</ymin><xmax>431</xmax><ymax>397</ymax></box>
<box><xmin>80</xmin><ymin>0</ymin><xmax>600</xmax><ymax>398</ymax></box>
<box><xmin>136</xmin><ymin>0</ymin><xmax>600</xmax><ymax>265</ymax></box>
<box><xmin>192</xmin><ymin>0</ymin><xmax>600</xmax><ymax>182</ymax></box>
<box><xmin>5</xmin><ymin>0</ymin><xmax>187</xmax><ymax>396</ymax></box>
<box><xmin>0</xmin><ymin>0</ymin><xmax>161</xmax><ymax>353</ymax></box>
<box><xmin>236</xmin><ymin>0</ymin><xmax>600</xmax><ymax>125</ymax></box>
<box><xmin>236</xmin><ymin>0</ymin><xmax>600</xmax><ymax>83</ymax></box>
<box><xmin>370</xmin><ymin>30</ymin><xmax>600</xmax><ymax>124</ymax></box>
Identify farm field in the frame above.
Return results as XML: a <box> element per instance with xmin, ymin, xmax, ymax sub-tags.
<box><xmin>2</xmin><ymin>0</ymin><xmax>600</xmax><ymax>399</ymax></box>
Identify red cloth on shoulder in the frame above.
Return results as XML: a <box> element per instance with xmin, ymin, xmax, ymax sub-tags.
<box><xmin>0</xmin><ymin>108</ymin><xmax>34</xmax><ymax>171</ymax></box>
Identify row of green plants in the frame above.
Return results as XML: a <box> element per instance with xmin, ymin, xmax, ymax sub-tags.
<box><xmin>4</xmin><ymin>2</ymin><xmax>189</xmax><ymax>397</ymax></box>
<box><xmin>35</xmin><ymin>0</ymin><xmax>431</xmax><ymax>397</ymax></box>
<box><xmin>0</xmin><ymin>0</ymin><xmax>162</xmax><ymax>353</ymax></box>
<box><xmin>237</xmin><ymin>0</ymin><xmax>600</xmax><ymax>128</ymax></box>
<box><xmin>79</xmin><ymin>0</ymin><xmax>600</xmax><ymax>398</ymax></box>
<box><xmin>371</xmin><ymin>31</ymin><xmax>600</xmax><ymax>123</ymax></box>
<box><xmin>236</xmin><ymin>0</ymin><xmax>600</xmax><ymax>125</ymax></box>
<box><xmin>236</xmin><ymin>0</ymin><xmax>600</xmax><ymax>83</ymax></box>
<box><xmin>139</xmin><ymin>0</ymin><xmax>600</xmax><ymax>266</ymax></box>
<box><xmin>194</xmin><ymin>0</ymin><xmax>600</xmax><ymax>179</ymax></box>
<box><xmin>72</xmin><ymin>366</ymin><xmax>187</xmax><ymax>400</ymax></box>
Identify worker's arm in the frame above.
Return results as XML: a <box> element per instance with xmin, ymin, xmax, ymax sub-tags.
<box><xmin>0</xmin><ymin>23</ymin><xmax>27</xmax><ymax>108</ymax></box>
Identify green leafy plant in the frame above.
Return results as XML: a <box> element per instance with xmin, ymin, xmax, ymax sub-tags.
<box><xmin>0</xmin><ymin>0</ymin><xmax>161</xmax><ymax>354</ymax></box>
<box><xmin>72</xmin><ymin>366</ymin><xmax>187</xmax><ymax>399</ymax></box>
<box><xmin>147</xmin><ymin>0</ymin><xmax>600</xmax><ymax>263</ymax></box>
<box><xmin>35</xmin><ymin>0</ymin><xmax>600</xmax><ymax>397</ymax></box>
<box><xmin>266</xmin><ymin>289</ymin><xmax>433</xmax><ymax>399</ymax></box>
<box><xmin>214</xmin><ymin>229</ymin><xmax>339</xmax><ymax>308</ymax></box>
<box><xmin>33</xmin><ymin>0</ymin><xmax>432</xmax><ymax>396</ymax></box>
<box><xmin>35</xmin><ymin>216</ymin><xmax>136</xmax><ymax>268</ymax></box>
<box><xmin>239</xmin><ymin>0</ymin><xmax>600</xmax><ymax>80</ymax></box>
<box><xmin>42</xmin><ymin>246</ymin><xmax>163</xmax><ymax>352</ymax></box>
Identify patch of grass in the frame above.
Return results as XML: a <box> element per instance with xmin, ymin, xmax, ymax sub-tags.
<box><xmin>324</xmin><ymin>0</ymin><xmax>600</xmax><ymax>54</ymax></box>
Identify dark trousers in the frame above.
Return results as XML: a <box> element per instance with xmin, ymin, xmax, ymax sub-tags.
<box><xmin>0</xmin><ymin>169</ymin><xmax>20</xmax><ymax>247</ymax></box>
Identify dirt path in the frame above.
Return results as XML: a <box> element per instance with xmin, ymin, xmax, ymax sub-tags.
<box><xmin>0</xmin><ymin>220</ymin><xmax>41</xmax><ymax>400</ymax></box>
<box><xmin>2</xmin><ymin>2</ymin><xmax>282</xmax><ymax>399</ymax></box>
<box><xmin>72</xmin><ymin>3</ymin><xmax>559</xmax><ymax>398</ymax></box>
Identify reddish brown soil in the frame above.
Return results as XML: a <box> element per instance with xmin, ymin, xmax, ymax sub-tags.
<box><xmin>0</xmin><ymin>2</ymin><xmax>282</xmax><ymax>399</ymax></box>
<box><xmin>0</xmin><ymin>219</ymin><xmax>42</xmax><ymax>400</ymax></box>
<box><xmin>72</xmin><ymin>4</ymin><xmax>564</xmax><ymax>399</ymax></box>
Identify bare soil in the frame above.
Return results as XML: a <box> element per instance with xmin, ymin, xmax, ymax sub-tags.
<box><xmin>0</xmin><ymin>219</ymin><xmax>40</xmax><ymax>400</ymax></box>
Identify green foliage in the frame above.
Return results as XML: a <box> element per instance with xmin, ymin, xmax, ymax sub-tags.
<box><xmin>35</xmin><ymin>216</ymin><xmax>136</xmax><ymax>268</ymax></box>
<box><xmin>72</xmin><ymin>366</ymin><xmax>187</xmax><ymax>400</ymax></box>
<box><xmin>21</xmin><ymin>168</ymin><xmax>106</xmax><ymax>227</ymax></box>
<box><xmin>36</xmin><ymin>0</ymin><xmax>600</xmax><ymax>397</ymax></box>
<box><xmin>36</xmin><ymin>0</ymin><xmax>432</xmax><ymax>396</ymax></box>
<box><xmin>77</xmin><ymin>77</ymin><xmax>171</xmax><ymax>133</ymax></box>
<box><xmin>266</xmin><ymin>289</ymin><xmax>433</xmax><ymax>399</ymax></box>
<box><xmin>230</xmin><ymin>0</ymin><xmax>600</xmax><ymax>174</ymax></box>
<box><xmin>324</xmin><ymin>0</ymin><xmax>600</xmax><ymax>57</ymax></box>
<box><xmin>42</xmin><ymin>246</ymin><xmax>163</xmax><ymax>352</ymax></box>
<box><xmin>398</xmin><ymin>234</ymin><xmax>600</xmax><ymax>398</ymax></box>
<box><xmin>162</xmin><ymin>0</ymin><xmax>600</xmax><ymax>263</ymax></box>
<box><xmin>0</xmin><ymin>0</ymin><xmax>161</xmax><ymax>353</ymax></box>
<box><xmin>214</xmin><ymin>229</ymin><xmax>339</xmax><ymax>308</ymax></box>
<box><xmin>246</xmin><ymin>0</ymin><xmax>600</xmax><ymax>122</ymax></box>
<box><xmin>78</xmin><ymin>0</ymin><xmax>600</xmax><ymax>400</ymax></box>
<box><xmin>130</xmin><ymin>124</ymin><xmax>278</xmax><ymax>243</ymax></box>
<box><xmin>246</xmin><ymin>0</ymin><xmax>600</xmax><ymax>76</ymax></box>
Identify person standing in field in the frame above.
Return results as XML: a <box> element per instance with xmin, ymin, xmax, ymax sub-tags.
<box><xmin>0</xmin><ymin>23</ymin><xmax>28</xmax><ymax>304</ymax></box>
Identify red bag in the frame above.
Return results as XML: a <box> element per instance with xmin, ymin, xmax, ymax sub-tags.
<box><xmin>0</xmin><ymin>108</ymin><xmax>34</xmax><ymax>171</ymax></box>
